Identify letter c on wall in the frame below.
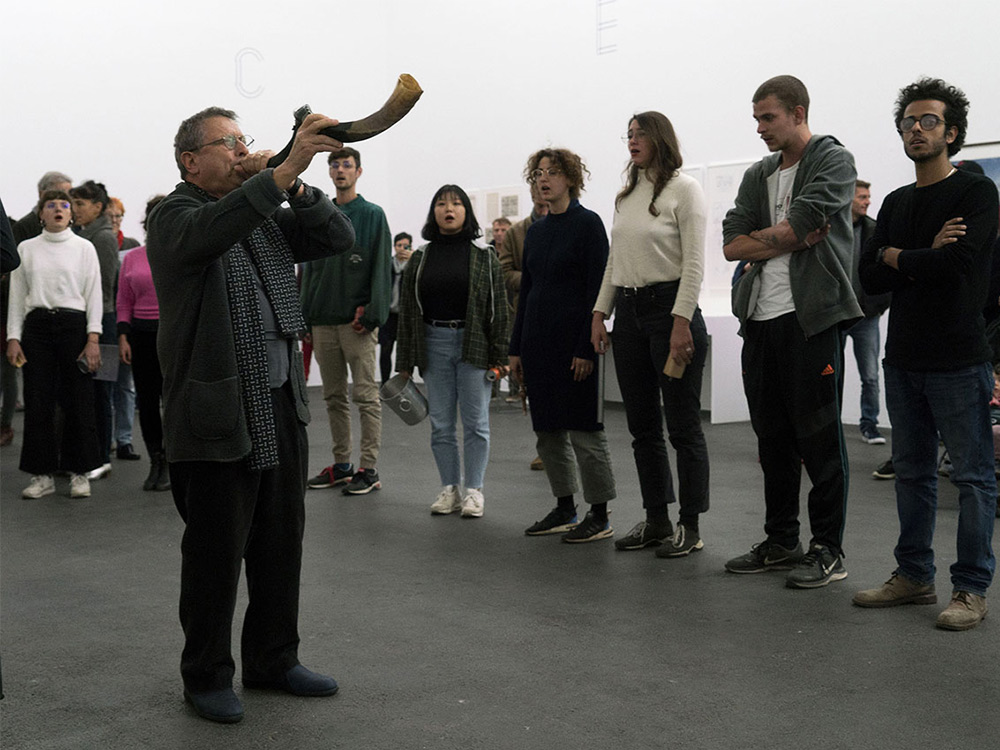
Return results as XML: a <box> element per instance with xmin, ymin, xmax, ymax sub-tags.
<box><xmin>235</xmin><ymin>48</ymin><xmax>264</xmax><ymax>99</ymax></box>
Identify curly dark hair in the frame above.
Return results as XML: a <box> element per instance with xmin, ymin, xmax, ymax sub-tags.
<box><xmin>524</xmin><ymin>148</ymin><xmax>590</xmax><ymax>201</ymax></box>
<box><xmin>894</xmin><ymin>77</ymin><xmax>969</xmax><ymax>157</ymax></box>
<box><xmin>616</xmin><ymin>111</ymin><xmax>683</xmax><ymax>216</ymax></box>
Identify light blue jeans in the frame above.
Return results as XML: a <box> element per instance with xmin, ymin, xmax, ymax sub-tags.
<box><xmin>423</xmin><ymin>325</ymin><xmax>492</xmax><ymax>489</ymax></box>
<box><xmin>885</xmin><ymin>362</ymin><xmax>996</xmax><ymax>596</ymax></box>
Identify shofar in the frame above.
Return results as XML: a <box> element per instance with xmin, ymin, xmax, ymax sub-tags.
<box><xmin>267</xmin><ymin>74</ymin><xmax>423</xmax><ymax>168</ymax></box>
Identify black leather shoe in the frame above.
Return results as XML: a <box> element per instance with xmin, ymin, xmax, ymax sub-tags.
<box><xmin>116</xmin><ymin>443</ymin><xmax>141</xmax><ymax>461</ymax></box>
<box><xmin>243</xmin><ymin>665</ymin><xmax>339</xmax><ymax>697</ymax></box>
<box><xmin>184</xmin><ymin>687</ymin><xmax>244</xmax><ymax>723</ymax></box>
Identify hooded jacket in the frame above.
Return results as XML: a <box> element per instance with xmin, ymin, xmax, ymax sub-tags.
<box><xmin>724</xmin><ymin>134</ymin><xmax>862</xmax><ymax>337</ymax></box>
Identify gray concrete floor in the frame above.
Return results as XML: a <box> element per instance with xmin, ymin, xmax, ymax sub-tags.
<box><xmin>1</xmin><ymin>390</ymin><xmax>998</xmax><ymax>749</ymax></box>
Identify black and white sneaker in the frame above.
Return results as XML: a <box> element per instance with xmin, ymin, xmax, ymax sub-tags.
<box><xmin>562</xmin><ymin>511</ymin><xmax>613</xmax><ymax>543</ymax></box>
<box><xmin>614</xmin><ymin>519</ymin><xmax>672</xmax><ymax>550</ymax></box>
<box><xmin>872</xmin><ymin>459</ymin><xmax>895</xmax><ymax>480</ymax></box>
<box><xmin>785</xmin><ymin>543</ymin><xmax>847</xmax><ymax>589</ymax></box>
<box><xmin>655</xmin><ymin>523</ymin><xmax>703</xmax><ymax>558</ymax></box>
<box><xmin>342</xmin><ymin>468</ymin><xmax>381</xmax><ymax>495</ymax></box>
<box><xmin>725</xmin><ymin>540</ymin><xmax>803</xmax><ymax>573</ymax></box>
<box><xmin>860</xmin><ymin>425</ymin><xmax>886</xmax><ymax>445</ymax></box>
<box><xmin>525</xmin><ymin>506</ymin><xmax>578</xmax><ymax>536</ymax></box>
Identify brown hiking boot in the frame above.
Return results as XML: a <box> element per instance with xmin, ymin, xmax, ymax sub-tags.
<box><xmin>852</xmin><ymin>573</ymin><xmax>937</xmax><ymax>608</ymax></box>
<box><xmin>936</xmin><ymin>591</ymin><xmax>988</xmax><ymax>631</ymax></box>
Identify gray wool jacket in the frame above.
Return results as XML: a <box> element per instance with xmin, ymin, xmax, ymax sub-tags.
<box><xmin>146</xmin><ymin>170</ymin><xmax>354</xmax><ymax>463</ymax></box>
<box><xmin>724</xmin><ymin>134</ymin><xmax>862</xmax><ymax>338</ymax></box>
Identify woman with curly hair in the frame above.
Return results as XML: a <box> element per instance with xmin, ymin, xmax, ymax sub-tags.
<box><xmin>591</xmin><ymin>111</ymin><xmax>710</xmax><ymax>558</ymax></box>
<box><xmin>510</xmin><ymin>148</ymin><xmax>617</xmax><ymax>543</ymax></box>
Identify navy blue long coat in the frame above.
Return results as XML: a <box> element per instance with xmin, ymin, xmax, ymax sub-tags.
<box><xmin>508</xmin><ymin>200</ymin><xmax>609</xmax><ymax>432</ymax></box>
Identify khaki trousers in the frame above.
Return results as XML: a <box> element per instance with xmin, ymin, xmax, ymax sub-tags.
<box><xmin>311</xmin><ymin>324</ymin><xmax>382</xmax><ymax>468</ymax></box>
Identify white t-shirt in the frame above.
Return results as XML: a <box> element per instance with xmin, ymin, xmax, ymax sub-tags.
<box><xmin>751</xmin><ymin>162</ymin><xmax>798</xmax><ymax>320</ymax></box>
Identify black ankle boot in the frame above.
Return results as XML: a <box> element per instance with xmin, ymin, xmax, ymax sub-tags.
<box><xmin>154</xmin><ymin>452</ymin><xmax>171</xmax><ymax>492</ymax></box>
<box><xmin>143</xmin><ymin>454</ymin><xmax>160</xmax><ymax>491</ymax></box>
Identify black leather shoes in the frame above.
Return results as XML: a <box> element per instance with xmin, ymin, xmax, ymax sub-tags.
<box><xmin>243</xmin><ymin>665</ymin><xmax>339</xmax><ymax>697</ymax></box>
<box><xmin>116</xmin><ymin>443</ymin><xmax>141</xmax><ymax>461</ymax></box>
<box><xmin>184</xmin><ymin>687</ymin><xmax>244</xmax><ymax>723</ymax></box>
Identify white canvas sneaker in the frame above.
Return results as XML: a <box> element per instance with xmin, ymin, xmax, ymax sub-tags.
<box><xmin>23</xmin><ymin>474</ymin><xmax>55</xmax><ymax>499</ymax></box>
<box><xmin>70</xmin><ymin>474</ymin><xmax>91</xmax><ymax>498</ymax></box>
<box><xmin>460</xmin><ymin>488</ymin><xmax>484</xmax><ymax>518</ymax></box>
<box><xmin>430</xmin><ymin>485</ymin><xmax>462</xmax><ymax>515</ymax></box>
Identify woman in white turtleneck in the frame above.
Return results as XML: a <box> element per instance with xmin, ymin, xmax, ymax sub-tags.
<box><xmin>590</xmin><ymin>111</ymin><xmax>711</xmax><ymax>558</ymax></box>
<box><xmin>6</xmin><ymin>190</ymin><xmax>103</xmax><ymax>499</ymax></box>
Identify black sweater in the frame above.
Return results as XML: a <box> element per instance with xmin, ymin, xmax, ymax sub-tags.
<box><xmin>859</xmin><ymin>170</ymin><xmax>998</xmax><ymax>371</ymax></box>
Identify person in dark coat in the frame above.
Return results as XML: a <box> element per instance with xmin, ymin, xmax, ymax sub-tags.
<box><xmin>509</xmin><ymin>148</ymin><xmax>617</xmax><ymax>543</ymax></box>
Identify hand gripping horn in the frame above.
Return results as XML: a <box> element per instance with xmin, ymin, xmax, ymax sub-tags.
<box><xmin>266</xmin><ymin>73</ymin><xmax>423</xmax><ymax>168</ymax></box>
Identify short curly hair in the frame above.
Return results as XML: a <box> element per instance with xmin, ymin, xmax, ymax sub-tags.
<box><xmin>524</xmin><ymin>148</ymin><xmax>590</xmax><ymax>201</ymax></box>
<box><xmin>894</xmin><ymin>77</ymin><xmax>969</xmax><ymax>157</ymax></box>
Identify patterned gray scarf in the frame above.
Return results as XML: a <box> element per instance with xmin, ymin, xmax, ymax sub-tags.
<box><xmin>224</xmin><ymin>220</ymin><xmax>306</xmax><ymax>471</ymax></box>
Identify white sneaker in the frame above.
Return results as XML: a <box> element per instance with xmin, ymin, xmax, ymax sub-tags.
<box><xmin>430</xmin><ymin>485</ymin><xmax>462</xmax><ymax>515</ymax></box>
<box><xmin>87</xmin><ymin>463</ymin><xmax>112</xmax><ymax>481</ymax></box>
<box><xmin>23</xmin><ymin>474</ymin><xmax>55</xmax><ymax>499</ymax></box>
<box><xmin>460</xmin><ymin>488</ymin><xmax>485</xmax><ymax>518</ymax></box>
<box><xmin>70</xmin><ymin>474</ymin><xmax>91</xmax><ymax>498</ymax></box>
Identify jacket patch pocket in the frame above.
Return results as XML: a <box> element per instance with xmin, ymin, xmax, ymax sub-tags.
<box><xmin>186</xmin><ymin>377</ymin><xmax>242</xmax><ymax>440</ymax></box>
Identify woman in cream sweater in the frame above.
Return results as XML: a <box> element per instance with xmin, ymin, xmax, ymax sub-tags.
<box><xmin>591</xmin><ymin>111</ymin><xmax>710</xmax><ymax>557</ymax></box>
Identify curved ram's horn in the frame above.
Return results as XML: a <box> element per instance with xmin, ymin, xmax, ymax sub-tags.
<box><xmin>267</xmin><ymin>74</ymin><xmax>423</xmax><ymax>168</ymax></box>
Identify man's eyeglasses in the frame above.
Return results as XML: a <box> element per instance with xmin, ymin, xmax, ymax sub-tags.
<box><xmin>530</xmin><ymin>167</ymin><xmax>563</xmax><ymax>180</ymax></box>
<box><xmin>329</xmin><ymin>161</ymin><xmax>356</xmax><ymax>170</ymax></box>
<box><xmin>898</xmin><ymin>114</ymin><xmax>945</xmax><ymax>133</ymax></box>
<box><xmin>195</xmin><ymin>134</ymin><xmax>254</xmax><ymax>151</ymax></box>
<box><xmin>621</xmin><ymin>129</ymin><xmax>647</xmax><ymax>142</ymax></box>
<box><xmin>44</xmin><ymin>201</ymin><xmax>71</xmax><ymax>211</ymax></box>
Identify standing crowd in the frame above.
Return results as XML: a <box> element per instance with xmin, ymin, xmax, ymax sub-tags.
<box><xmin>1</xmin><ymin>72</ymin><xmax>997</xmax><ymax>725</ymax></box>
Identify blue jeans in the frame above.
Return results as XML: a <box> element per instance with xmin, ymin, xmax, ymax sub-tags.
<box><xmin>841</xmin><ymin>315</ymin><xmax>881</xmax><ymax>429</ymax></box>
<box><xmin>423</xmin><ymin>325</ymin><xmax>492</xmax><ymax>489</ymax></box>
<box><xmin>885</xmin><ymin>362</ymin><xmax>996</xmax><ymax>596</ymax></box>
<box><xmin>114</xmin><ymin>363</ymin><xmax>136</xmax><ymax>446</ymax></box>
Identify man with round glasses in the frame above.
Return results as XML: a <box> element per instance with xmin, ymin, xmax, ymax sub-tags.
<box><xmin>854</xmin><ymin>78</ymin><xmax>999</xmax><ymax>631</ymax></box>
<box><xmin>147</xmin><ymin>106</ymin><xmax>355</xmax><ymax>722</ymax></box>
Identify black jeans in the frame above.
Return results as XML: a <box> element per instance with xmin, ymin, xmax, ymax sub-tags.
<box><xmin>128</xmin><ymin>323</ymin><xmax>164</xmax><ymax>453</ymax></box>
<box><xmin>170</xmin><ymin>383</ymin><xmax>307</xmax><ymax>692</ymax></box>
<box><xmin>611</xmin><ymin>283</ymin><xmax>709</xmax><ymax>523</ymax></box>
<box><xmin>19</xmin><ymin>309</ymin><xmax>101</xmax><ymax>475</ymax></box>
<box><xmin>378</xmin><ymin>311</ymin><xmax>399</xmax><ymax>383</ymax></box>
<box><xmin>93</xmin><ymin>310</ymin><xmax>116</xmax><ymax>462</ymax></box>
<box><xmin>741</xmin><ymin>313</ymin><xmax>848</xmax><ymax>554</ymax></box>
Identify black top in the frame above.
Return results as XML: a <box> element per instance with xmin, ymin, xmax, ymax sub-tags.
<box><xmin>419</xmin><ymin>237</ymin><xmax>470</xmax><ymax>322</ymax></box>
<box><xmin>508</xmin><ymin>200</ymin><xmax>609</xmax><ymax>432</ymax></box>
<box><xmin>859</xmin><ymin>170</ymin><xmax>999</xmax><ymax>371</ymax></box>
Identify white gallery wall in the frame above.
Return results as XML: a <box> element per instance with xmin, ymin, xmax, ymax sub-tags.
<box><xmin>3</xmin><ymin>0</ymin><xmax>998</xmax><ymax>422</ymax></box>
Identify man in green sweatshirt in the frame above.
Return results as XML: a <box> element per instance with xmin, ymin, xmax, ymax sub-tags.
<box><xmin>301</xmin><ymin>148</ymin><xmax>392</xmax><ymax>495</ymax></box>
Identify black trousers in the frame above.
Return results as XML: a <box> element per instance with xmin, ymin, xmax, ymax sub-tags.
<box><xmin>378</xmin><ymin>311</ymin><xmax>399</xmax><ymax>384</ymax></box>
<box><xmin>611</xmin><ymin>283</ymin><xmax>710</xmax><ymax>523</ymax></box>
<box><xmin>741</xmin><ymin>313</ymin><xmax>848</xmax><ymax>554</ymax></box>
<box><xmin>19</xmin><ymin>309</ymin><xmax>101</xmax><ymax>475</ymax></box>
<box><xmin>170</xmin><ymin>383</ymin><xmax>307</xmax><ymax>692</ymax></box>
<box><xmin>93</xmin><ymin>311</ymin><xmax>116</xmax><ymax>462</ymax></box>
<box><xmin>128</xmin><ymin>324</ymin><xmax>164</xmax><ymax>452</ymax></box>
